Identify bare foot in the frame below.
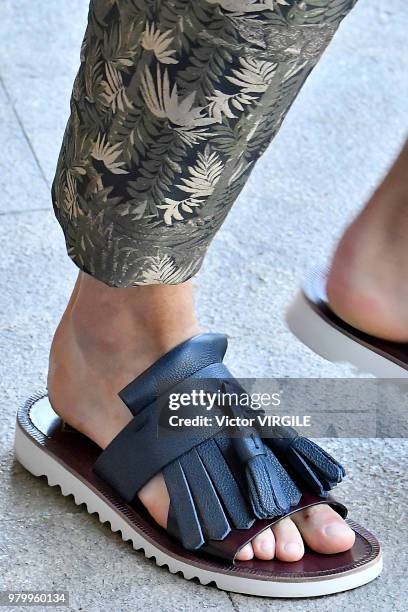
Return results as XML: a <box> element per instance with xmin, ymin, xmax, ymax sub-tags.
<box><xmin>48</xmin><ymin>272</ymin><xmax>355</xmax><ymax>562</ymax></box>
<box><xmin>327</xmin><ymin>138</ymin><xmax>408</xmax><ymax>341</ymax></box>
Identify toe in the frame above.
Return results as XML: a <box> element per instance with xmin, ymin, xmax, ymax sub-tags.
<box><xmin>272</xmin><ymin>518</ymin><xmax>304</xmax><ymax>562</ymax></box>
<box><xmin>292</xmin><ymin>505</ymin><xmax>355</xmax><ymax>555</ymax></box>
<box><xmin>137</xmin><ymin>477</ymin><xmax>353</xmax><ymax>561</ymax></box>
<box><xmin>236</xmin><ymin>543</ymin><xmax>255</xmax><ymax>561</ymax></box>
<box><xmin>251</xmin><ymin>528</ymin><xmax>276</xmax><ymax>560</ymax></box>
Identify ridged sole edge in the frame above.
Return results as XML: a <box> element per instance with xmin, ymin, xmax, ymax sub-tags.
<box><xmin>15</xmin><ymin>421</ymin><xmax>382</xmax><ymax>598</ymax></box>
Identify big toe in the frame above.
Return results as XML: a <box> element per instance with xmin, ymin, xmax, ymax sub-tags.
<box><xmin>292</xmin><ymin>505</ymin><xmax>355</xmax><ymax>555</ymax></box>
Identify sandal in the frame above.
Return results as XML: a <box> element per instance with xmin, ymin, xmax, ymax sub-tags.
<box><xmin>287</xmin><ymin>268</ymin><xmax>408</xmax><ymax>377</ymax></box>
<box><xmin>15</xmin><ymin>333</ymin><xmax>382</xmax><ymax>597</ymax></box>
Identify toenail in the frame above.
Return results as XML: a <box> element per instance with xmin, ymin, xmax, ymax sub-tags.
<box><xmin>283</xmin><ymin>542</ymin><xmax>302</xmax><ymax>555</ymax></box>
<box><xmin>324</xmin><ymin>523</ymin><xmax>350</xmax><ymax>537</ymax></box>
<box><xmin>261</xmin><ymin>539</ymin><xmax>275</xmax><ymax>552</ymax></box>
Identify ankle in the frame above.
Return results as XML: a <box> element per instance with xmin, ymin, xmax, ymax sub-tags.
<box><xmin>48</xmin><ymin>273</ymin><xmax>202</xmax><ymax>397</ymax></box>
<box><xmin>72</xmin><ymin>274</ymin><xmax>199</xmax><ymax>353</ymax></box>
<box><xmin>47</xmin><ymin>275</ymin><xmax>202</xmax><ymax>446</ymax></box>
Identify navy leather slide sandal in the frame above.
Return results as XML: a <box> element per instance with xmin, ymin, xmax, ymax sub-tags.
<box><xmin>287</xmin><ymin>268</ymin><xmax>408</xmax><ymax>377</ymax></box>
<box><xmin>15</xmin><ymin>333</ymin><xmax>382</xmax><ymax>597</ymax></box>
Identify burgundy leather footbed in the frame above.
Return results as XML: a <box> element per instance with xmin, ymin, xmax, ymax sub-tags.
<box><xmin>17</xmin><ymin>392</ymin><xmax>381</xmax><ymax>582</ymax></box>
<box><xmin>303</xmin><ymin>269</ymin><xmax>408</xmax><ymax>370</ymax></box>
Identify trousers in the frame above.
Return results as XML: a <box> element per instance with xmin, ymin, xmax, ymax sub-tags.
<box><xmin>52</xmin><ymin>0</ymin><xmax>357</xmax><ymax>287</ymax></box>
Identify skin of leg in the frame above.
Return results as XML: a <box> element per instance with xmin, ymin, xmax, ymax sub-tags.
<box><xmin>327</xmin><ymin>138</ymin><xmax>408</xmax><ymax>341</ymax></box>
<box><xmin>49</xmin><ymin>272</ymin><xmax>355</xmax><ymax>562</ymax></box>
<box><xmin>48</xmin><ymin>273</ymin><xmax>201</xmax><ymax>447</ymax></box>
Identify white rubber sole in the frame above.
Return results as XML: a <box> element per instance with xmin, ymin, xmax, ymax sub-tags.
<box><xmin>15</xmin><ymin>421</ymin><xmax>382</xmax><ymax>598</ymax></box>
<box><xmin>286</xmin><ymin>291</ymin><xmax>408</xmax><ymax>378</ymax></box>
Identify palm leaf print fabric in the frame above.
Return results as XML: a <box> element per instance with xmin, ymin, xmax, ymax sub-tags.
<box><xmin>52</xmin><ymin>0</ymin><xmax>358</xmax><ymax>286</ymax></box>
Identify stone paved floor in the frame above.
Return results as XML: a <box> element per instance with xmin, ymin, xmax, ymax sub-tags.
<box><xmin>0</xmin><ymin>1</ymin><xmax>407</xmax><ymax>610</ymax></box>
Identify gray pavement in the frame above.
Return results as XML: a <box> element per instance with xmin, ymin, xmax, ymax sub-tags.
<box><xmin>0</xmin><ymin>1</ymin><xmax>407</xmax><ymax>610</ymax></box>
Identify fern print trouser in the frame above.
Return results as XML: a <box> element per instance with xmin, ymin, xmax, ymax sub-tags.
<box><xmin>52</xmin><ymin>0</ymin><xmax>358</xmax><ymax>287</ymax></box>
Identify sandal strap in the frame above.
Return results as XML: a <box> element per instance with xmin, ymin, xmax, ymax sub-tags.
<box><xmin>119</xmin><ymin>332</ymin><xmax>229</xmax><ymax>416</ymax></box>
<box><xmin>94</xmin><ymin>361</ymin><xmax>233</xmax><ymax>502</ymax></box>
<box><xmin>93</xmin><ymin>332</ymin><xmax>346</xmax><ymax>554</ymax></box>
<box><xmin>95</xmin><ymin>359</ymin><xmax>292</xmax><ymax>550</ymax></box>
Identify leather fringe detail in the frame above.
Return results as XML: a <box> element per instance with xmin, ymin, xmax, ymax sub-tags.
<box><xmin>180</xmin><ymin>448</ymin><xmax>230</xmax><ymax>541</ymax></box>
<box><xmin>164</xmin><ymin>436</ymin><xmax>258</xmax><ymax>549</ymax></box>
<box><xmin>196</xmin><ymin>439</ymin><xmax>255</xmax><ymax>529</ymax></box>
<box><xmin>163</xmin><ymin>459</ymin><xmax>204</xmax><ymax>550</ymax></box>
<box><xmin>245</xmin><ymin>448</ymin><xmax>301</xmax><ymax>518</ymax></box>
<box><xmin>219</xmin><ymin>381</ymin><xmax>301</xmax><ymax>519</ymax></box>
<box><xmin>264</xmin><ymin>428</ymin><xmax>345</xmax><ymax>497</ymax></box>
<box><xmin>232</xmin><ymin>435</ymin><xmax>301</xmax><ymax>519</ymax></box>
<box><xmin>164</xmin><ymin>431</ymin><xmax>304</xmax><ymax>549</ymax></box>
